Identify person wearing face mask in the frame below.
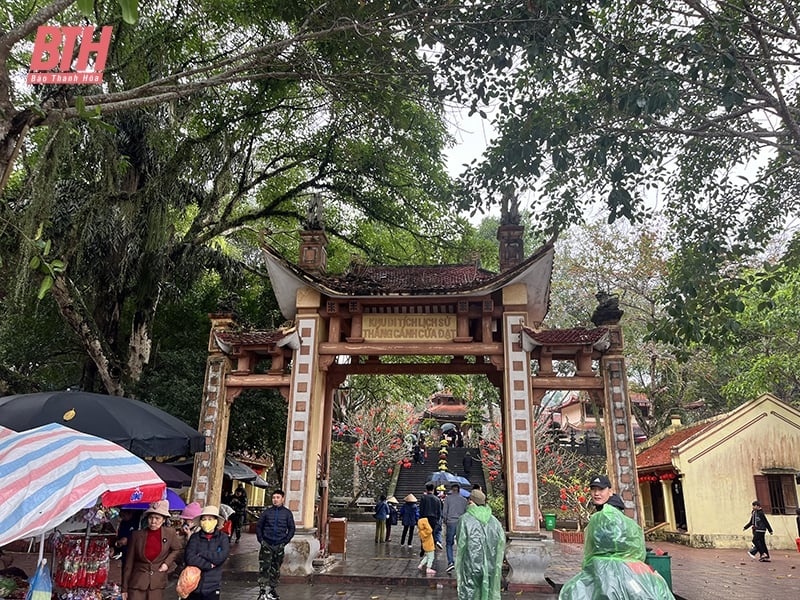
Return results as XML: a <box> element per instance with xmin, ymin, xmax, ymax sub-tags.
<box><xmin>184</xmin><ymin>505</ymin><xmax>231</xmax><ymax>600</ymax></box>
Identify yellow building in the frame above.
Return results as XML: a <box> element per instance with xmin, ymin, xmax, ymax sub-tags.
<box><xmin>636</xmin><ymin>393</ymin><xmax>800</xmax><ymax>549</ymax></box>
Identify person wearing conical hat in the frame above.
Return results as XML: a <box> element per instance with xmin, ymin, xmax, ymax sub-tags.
<box><xmin>123</xmin><ymin>500</ymin><xmax>183</xmax><ymax>600</ymax></box>
<box><xmin>399</xmin><ymin>494</ymin><xmax>419</xmax><ymax>548</ymax></box>
<box><xmin>184</xmin><ymin>505</ymin><xmax>230</xmax><ymax>599</ymax></box>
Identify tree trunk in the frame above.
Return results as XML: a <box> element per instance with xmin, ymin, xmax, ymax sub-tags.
<box><xmin>127</xmin><ymin>302</ymin><xmax>158</xmax><ymax>385</ymax></box>
<box><xmin>50</xmin><ymin>274</ymin><xmax>124</xmax><ymax>396</ymax></box>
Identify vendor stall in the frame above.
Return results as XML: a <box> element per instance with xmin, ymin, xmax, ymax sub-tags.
<box><xmin>0</xmin><ymin>423</ymin><xmax>167</xmax><ymax>600</ymax></box>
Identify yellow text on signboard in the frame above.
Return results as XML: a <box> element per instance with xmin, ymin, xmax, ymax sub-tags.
<box><xmin>362</xmin><ymin>314</ymin><xmax>456</xmax><ymax>341</ymax></box>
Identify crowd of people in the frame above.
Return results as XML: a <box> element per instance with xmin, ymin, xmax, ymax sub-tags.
<box><xmin>112</xmin><ymin>486</ymin><xmax>295</xmax><ymax>600</ymax></box>
<box><xmin>107</xmin><ymin>469</ymin><xmax>680</xmax><ymax>600</ymax></box>
<box><xmin>373</xmin><ymin>477</ymin><xmax>505</xmax><ymax>596</ymax></box>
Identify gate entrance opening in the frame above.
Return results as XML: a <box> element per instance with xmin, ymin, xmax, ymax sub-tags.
<box><xmin>189</xmin><ymin>219</ymin><xmax>641</xmax><ymax>586</ymax></box>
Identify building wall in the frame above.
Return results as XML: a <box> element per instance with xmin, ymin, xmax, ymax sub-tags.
<box><xmin>673</xmin><ymin>396</ymin><xmax>800</xmax><ymax>550</ymax></box>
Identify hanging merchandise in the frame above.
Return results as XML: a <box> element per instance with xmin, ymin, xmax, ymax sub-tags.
<box><xmin>53</xmin><ymin>535</ymin><xmax>110</xmax><ymax>590</ymax></box>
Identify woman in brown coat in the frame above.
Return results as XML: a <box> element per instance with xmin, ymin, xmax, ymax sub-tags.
<box><xmin>122</xmin><ymin>500</ymin><xmax>183</xmax><ymax>600</ymax></box>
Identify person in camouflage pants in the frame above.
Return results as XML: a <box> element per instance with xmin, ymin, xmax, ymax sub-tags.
<box><xmin>255</xmin><ymin>490</ymin><xmax>295</xmax><ymax>600</ymax></box>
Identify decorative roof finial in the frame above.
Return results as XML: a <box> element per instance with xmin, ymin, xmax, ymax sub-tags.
<box><xmin>304</xmin><ymin>193</ymin><xmax>325</xmax><ymax>230</ymax></box>
<box><xmin>500</xmin><ymin>183</ymin><xmax>520</xmax><ymax>226</ymax></box>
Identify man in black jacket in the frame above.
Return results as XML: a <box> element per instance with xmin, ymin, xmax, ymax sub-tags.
<box><xmin>744</xmin><ymin>500</ymin><xmax>773</xmax><ymax>562</ymax></box>
<box><xmin>256</xmin><ymin>490</ymin><xmax>296</xmax><ymax>600</ymax></box>
<box><xmin>419</xmin><ymin>483</ymin><xmax>443</xmax><ymax>549</ymax></box>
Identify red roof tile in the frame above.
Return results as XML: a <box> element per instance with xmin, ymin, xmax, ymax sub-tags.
<box><xmin>321</xmin><ymin>264</ymin><xmax>497</xmax><ymax>294</ymax></box>
<box><xmin>522</xmin><ymin>326</ymin><xmax>608</xmax><ymax>345</ymax></box>
<box><xmin>425</xmin><ymin>404</ymin><xmax>467</xmax><ymax>417</ymax></box>
<box><xmin>636</xmin><ymin>422</ymin><xmax>714</xmax><ymax>469</ymax></box>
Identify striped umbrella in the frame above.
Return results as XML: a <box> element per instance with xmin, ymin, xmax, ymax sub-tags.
<box><xmin>0</xmin><ymin>423</ymin><xmax>166</xmax><ymax>548</ymax></box>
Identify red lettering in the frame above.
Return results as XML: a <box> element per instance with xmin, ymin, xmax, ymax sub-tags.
<box><xmin>30</xmin><ymin>26</ymin><xmax>62</xmax><ymax>71</ymax></box>
<box><xmin>76</xmin><ymin>26</ymin><xmax>113</xmax><ymax>72</ymax></box>
<box><xmin>58</xmin><ymin>27</ymin><xmax>83</xmax><ymax>71</ymax></box>
<box><xmin>30</xmin><ymin>25</ymin><xmax>113</xmax><ymax>75</ymax></box>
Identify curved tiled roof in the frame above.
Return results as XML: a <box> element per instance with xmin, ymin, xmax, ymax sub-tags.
<box><xmin>521</xmin><ymin>326</ymin><xmax>608</xmax><ymax>345</ymax></box>
<box><xmin>322</xmin><ymin>264</ymin><xmax>497</xmax><ymax>294</ymax></box>
<box><xmin>216</xmin><ymin>330</ymin><xmax>290</xmax><ymax>345</ymax></box>
<box><xmin>636</xmin><ymin>423</ymin><xmax>713</xmax><ymax>469</ymax></box>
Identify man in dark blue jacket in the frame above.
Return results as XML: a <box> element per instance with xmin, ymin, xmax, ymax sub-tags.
<box><xmin>256</xmin><ymin>490</ymin><xmax>296</xmax><ymax>600</ymax></box>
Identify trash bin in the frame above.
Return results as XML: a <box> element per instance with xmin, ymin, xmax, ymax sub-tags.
<box><xmin>328</xmin><ymin>517</ymin><xmax>347</xmax><ymax>559</ymax></box>
<box><xmin>645</xmin><ymin>551</ymin><xmax>672</xmax><ymax>591</ymax></box>
<box><xmin>544</xmin><ymin>513</ymin><xmax>557</xmax><ymax>531</ymax></box>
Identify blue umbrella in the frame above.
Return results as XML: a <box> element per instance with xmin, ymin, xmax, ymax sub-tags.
<box><xmin>460</xmin><ymin>488</ymin><xmax>471</xmax><ymax>498</ymax></box>
<box><xmin>120</xmin><ymin>488</ymin><xmax>186</xmax><ymax>511</ymax></box>
<box><xmin>455</xmin><ymin>476</ymin><xmax>471</xmax><ymax>487</ymax></box>
<box><xmin>441</xmin><ymin>423</ymin><xmax>457</xmax><ymax>432</ymax></box>
<box><xmin>428</xmin><ymin>471</ymin><xmax>458</xmax><ymax>486</ymax></box>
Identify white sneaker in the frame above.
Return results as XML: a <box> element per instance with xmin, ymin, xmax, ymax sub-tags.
<box><xmin>418</xmin><ymin>562</ymin><xmax>425</xmax><ymax>570</ymax></box>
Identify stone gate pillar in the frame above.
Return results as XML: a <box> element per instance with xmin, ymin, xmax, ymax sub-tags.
<box><xmin>500</xmin><ymin>285</ymin><xmax>551</xmax><ymax>592</ymax></box>
<box><xmin>593</xmin><ymin>296</ymin><xmax>641</xmax><ymax>522</ymax></box>
<box><xmin>280</xmin><ymin>289</ymin><xmax>326</xmax><ymax>574</ymax></box>
<box><xmin>190</xmin><ymin>313</ymin><xmax>236</xmax><ymax>506</ymax></box>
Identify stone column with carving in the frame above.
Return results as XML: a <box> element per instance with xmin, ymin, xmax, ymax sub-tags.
<box><xmin>190</xmin><ymin>313</ymin><xmax>236</xmax><ymax>507</ymax></box>
<box><xmin>592</xmin><ymin>293</ymin><xmax>641</xmax><ymax>522</ymax></box>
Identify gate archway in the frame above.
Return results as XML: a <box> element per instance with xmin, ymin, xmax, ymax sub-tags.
<box><xmin>189</xmin><ymin>223</ymin><xmax>641</xmax><ymax>587</ymax></box>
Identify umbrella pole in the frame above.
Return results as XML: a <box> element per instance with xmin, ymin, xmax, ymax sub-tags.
<box><xmin>37</xmin><ymin>531</ymin><xmax>45</xmax><ymax>564</ymax></box>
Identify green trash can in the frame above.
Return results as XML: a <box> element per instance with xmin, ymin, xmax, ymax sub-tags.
<box><xmin>645</xmin><ymin>551</ymin><xmax>672</xmax><ymax>591</ymax></box>
<box><xmin>544</xmin><ymin>513</ymin><xmax>557</xmax><ymax>531</ymax></box>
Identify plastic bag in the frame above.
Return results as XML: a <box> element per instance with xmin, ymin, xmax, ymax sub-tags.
<box><xmin>559</xmin><ymin>508</ymin><xmax>675</xmax><ymax>600</ymax></box>
<box><xmin>220</xmin><ymin>519</ymin><xmax>233</xmax><ymax>536</ymax></box>
<box><xmin>25</xmin><ymin>560</ymin><xmax>52</xmax><ymax>600</ymax></box>
<box><xmin>176</xmin><ymin>565</ymin><xmax>202</xmax><ymax>599</ymax></box>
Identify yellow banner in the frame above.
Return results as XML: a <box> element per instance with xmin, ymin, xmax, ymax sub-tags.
<box><xmin>362</xmin><ymin>314</ymin><xmax>456</xmax><ymax>341</ymax></box>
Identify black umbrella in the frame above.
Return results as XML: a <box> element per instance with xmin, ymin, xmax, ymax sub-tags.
<box><xmin>146</xmin><ymin>460</ymin><xmax>192</xmax><ymax>487</ymax></box>
<box><xmin>0</xmin><ymin>391</ymin><xmax>205</xmax><ymax>459</ymax></box>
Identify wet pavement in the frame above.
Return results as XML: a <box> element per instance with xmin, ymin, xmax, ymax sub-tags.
<box><xmin>5</xmin><ymin>521</ymin><xmax>799</xmax><ymax>599</ymax></box>
<box><xmin>219</xmin><ymin>521</ymin><xmax>800</xmax><ymax>600</ymax></box>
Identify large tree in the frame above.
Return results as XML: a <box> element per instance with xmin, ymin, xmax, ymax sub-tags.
<box><xmin>0</xmin><ymin>0</ymin><xmax>471</xmax><ymax>395</ymax></box>
<box><xmin>433</xmin><ymin>0</ymin><xmax>800</xmax><ymax>344</ymax></box>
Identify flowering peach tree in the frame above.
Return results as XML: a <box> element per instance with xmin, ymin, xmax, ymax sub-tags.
<box><xmin>336</xmin><ymin>402</ymin><xmax>417</xmax><ymax>503</ymax></box>
<box><xmin>537</xmin><ymin>446</ymin><xmax>605</xmax><ymax>530</ymax></box>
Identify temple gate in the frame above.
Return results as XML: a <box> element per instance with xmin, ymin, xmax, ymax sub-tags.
<box><xmin>189</xmin><ymin>219</ymin><xmax>641</xmax><ymax>588</ymax></box>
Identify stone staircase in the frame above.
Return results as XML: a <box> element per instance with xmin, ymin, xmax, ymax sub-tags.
<box><xmin>392</xmin><ymin>446</ymin><xmax>486</xmax><ymax>501</ymax></box>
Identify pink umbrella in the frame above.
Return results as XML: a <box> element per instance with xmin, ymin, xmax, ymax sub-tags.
<box><xmin>0</xmin><ymin>423</ymin><xmax>165</xmax><ymax>548</ymax></box>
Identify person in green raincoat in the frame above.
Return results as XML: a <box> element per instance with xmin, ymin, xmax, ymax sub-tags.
<box><xmin>454</xmin><ymin>489</ymin><xmax>505</xmax><ymax>600</ymax></box>
<box><xmin>559</xmin><ymin>503</ymin><xmax>675</xmax><ymax>600</ymax></box>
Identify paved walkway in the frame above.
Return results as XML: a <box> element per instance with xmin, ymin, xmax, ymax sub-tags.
<box><xmin>219</xmin><ymin>521</ymin><xmax>800</xmax><ymax>600</ymax></box>
<box><xmin>5</xmin><ymin>522</ymin><xmax>799</xmax><ymax>599</ymax></box>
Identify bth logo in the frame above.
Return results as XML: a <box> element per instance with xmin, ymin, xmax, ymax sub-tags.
<box><xmin>28</xmin><ymin>25</ymin><xmax>112</xmax><ymax>85</ymax></box>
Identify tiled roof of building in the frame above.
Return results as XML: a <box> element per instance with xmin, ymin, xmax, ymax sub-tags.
<box><xmin>636</xmin><ymin>422</ymin><xmax>714</xmax><ymax>469</ymax></box>
<box><xmin>521</xmin><ymin>326</ymin><xmax>609</xmax><ymax>345</ymax></box>
<box><xmin>321</xmin><ymin>263</ymin><xmax>497</xmax><ymax>294</ymax></box>
<box><xmin>425</xmin><ymin>404</ymin><xmax>467</xmax><ymax>417</ymax></box>
<box><xmin>216</xmin><ymin>330</ymin><xmax>290</xmax><ymax>345</ymax></box>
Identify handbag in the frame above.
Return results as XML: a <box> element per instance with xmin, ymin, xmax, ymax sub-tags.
<box><xmin>176</xmin><ymin>565</ymin><xmax>202</xmax><ymax>599</ymax></box>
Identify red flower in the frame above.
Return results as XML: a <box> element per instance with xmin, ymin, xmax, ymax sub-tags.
<box><xmin>387</xmin><ymin>468</ymin><xmax>393</xmax><ymax>475</ymax></box>
<box><xmin>560</xmin><ymin>504</ymin><xmax>568</xmax><ymax>511</ymax></box>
